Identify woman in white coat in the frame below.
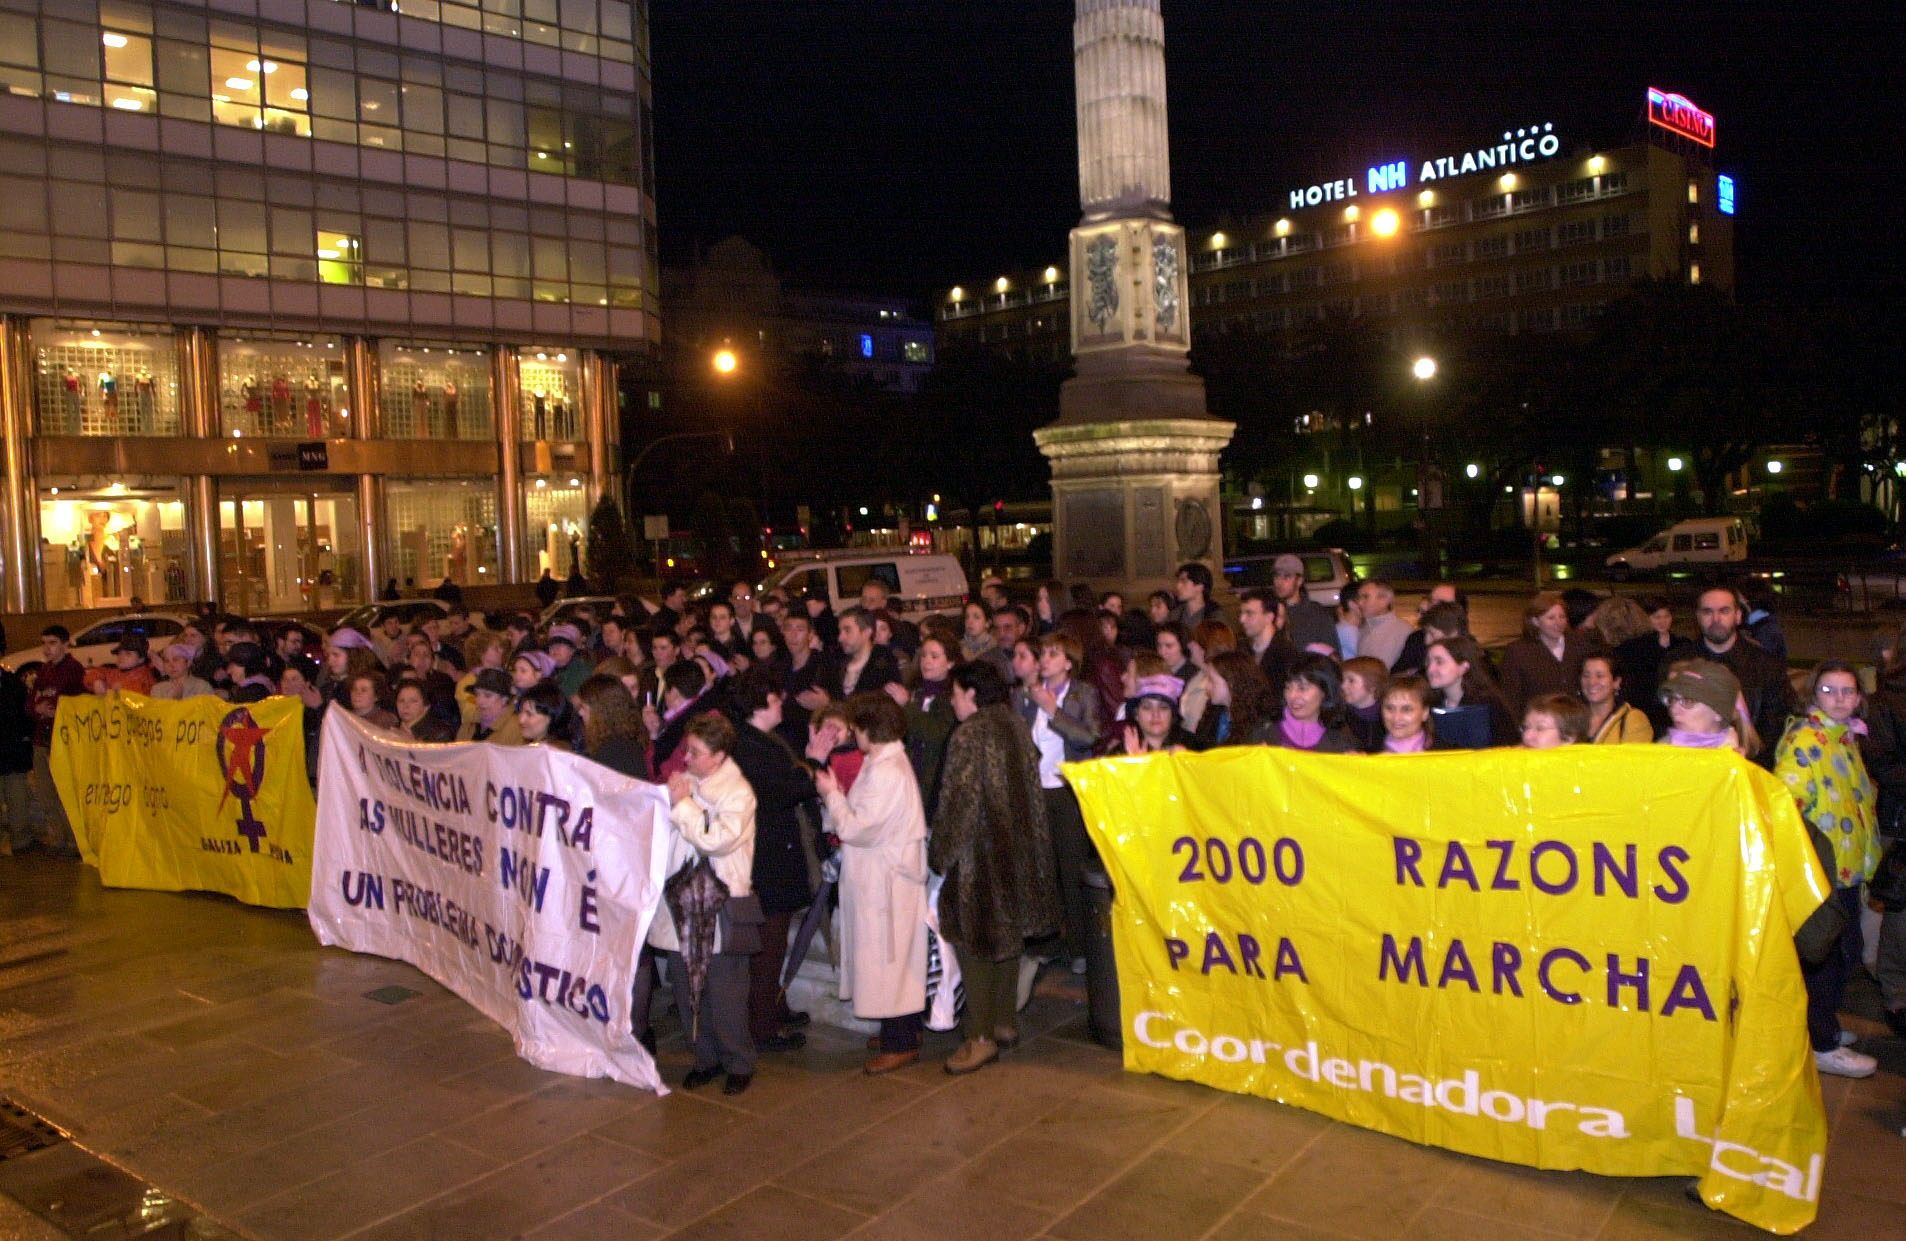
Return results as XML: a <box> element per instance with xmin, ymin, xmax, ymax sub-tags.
<box><xmin>816</xmin><ymin>691</ymin><xmax>931</xmax><ymax>1074</ymax></box>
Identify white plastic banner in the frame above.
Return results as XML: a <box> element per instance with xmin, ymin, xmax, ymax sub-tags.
<box><xmin>310</xmin><ymin>708</ymin><xmax>672</xmax><ymax>1093</ymax></box>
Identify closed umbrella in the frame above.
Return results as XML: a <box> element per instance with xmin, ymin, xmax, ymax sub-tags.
<box><xmin>779</xmin><ymin>849</ymin><xmax>840</xmax><ymax>994</ymax></box>
<box><xmin>664</xmin><ymin>857</ymin><xmax>729</xmax><ymax>1040</ymax></box>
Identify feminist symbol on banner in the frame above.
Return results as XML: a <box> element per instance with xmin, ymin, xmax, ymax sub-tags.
<box><xmin>216</xmin><ymin>707</ymin><xmax>270</xmax><ymax>852</ymax></box>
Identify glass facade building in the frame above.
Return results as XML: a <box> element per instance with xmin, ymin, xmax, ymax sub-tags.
<box><xmin>0</xmin><ymin>0</ymin><xmax>655</xmax><ymax>613</ymax></box>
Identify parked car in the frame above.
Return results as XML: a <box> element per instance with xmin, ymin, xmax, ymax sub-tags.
<box><xmin>538</xmin><ymin>596</ymin><xmax>626</xmax><ymax>630</ymax></box>
<box><xmin>1223</xmin><ymin>549</ymin><xmax>1353</xmax><ymax>607</ymax></box>
<box><xmin>1604</xmin><ymin>517</ymin><xmax>1748</xmax><ymax>580</ymax></box>
<box><xmin>0</xmin><ymin>612</ymin><xmax>194</xmax><ymax>676</ymax></box>
<box><xmin>760</xmin><ymin>550</ymin><xmax>969</xmax><ymax>620</ymax></box>
<box><xmin>334</xmin><ymin>599</ymin><xmax>455</xmax><ymax>633</ymax></box>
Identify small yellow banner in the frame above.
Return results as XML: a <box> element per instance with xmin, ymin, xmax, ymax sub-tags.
<box><xmin>1067</xmin><ymin>746</ymin><xmax>1830</xmax><ymax>1234</ymax></box>
<box><xmin>51</xmin><ymin>693</ymin><xmax>316</xmax><ymax>909</ymax></box>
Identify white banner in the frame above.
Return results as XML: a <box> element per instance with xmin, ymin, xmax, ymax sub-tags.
<box><xmin>310</xmin><ymin>708</ymin><xmax>672</xmax><ymax>1093</ymax></box>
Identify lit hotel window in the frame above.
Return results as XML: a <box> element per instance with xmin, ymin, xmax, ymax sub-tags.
<box><xmin>1687</xmin><ymin>181</ymin><xmax>1699</xmax><ymax>204</ymax></box>
<box><xmin>1689</xmin><ymin>264</ymin><xmax>1702</xmax><ymax>285</ymax></box>
<box><xmin>1688</xmin><ymin>223</ymin><xmax>1700</xmax><ymax>245</ymax></box>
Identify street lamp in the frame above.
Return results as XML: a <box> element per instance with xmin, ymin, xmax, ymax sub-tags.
<box><xmin>1666</xmin><ymin>456</ymin><xmax>1684</xmax><ymax>472</ymax></box>
<box><xmin>712</xmin><ymin>347</ymin><xmax>738</xmax><ymax>376</ymax></box>
<box><xmin>1302</xmin><ymin>473</ymin><xmax>1320</xmax><ymax>489</ymax></box>
<box><xmin>1767</xmin><ymin>460</ymin><xmax>1784</xmax><ymax>475</ymax></box>
<box><xmin>1347</xmin><ymin>476</ymin><xmax>1364</xmax><ymax>491</ymax></box>
<box><xmin>1412</xmin><ymin>356</ymin><xmax>1437</xmax><ymax>381</ymax></box>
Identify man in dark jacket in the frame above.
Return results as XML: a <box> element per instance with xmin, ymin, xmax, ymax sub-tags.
<box><xmin>1693</xmin><ymin>586</ymin><xmax>1794</xmax><ymax>766</ymax></box>
<box><xmin>818</xmin><ymin>608</ymin><xmax>902</xmax><ymax>703</ymax></box>
<box><xmin>0</xmin><ymin>663</ymin><xmax>34</xmax><ymax>855</ymax></box>
<box><xmin>28</xmin><ymin>626</ymin><xmax>87</xmax><ymax>856</ymax></box>
<box><xmin>723</xmin><ymin>667</ymin><xmax>818</xmax><ymax>1053</ymax></box>
<box><xmin>1270</xmin><ymin>555</ymin><xmax>1340</xmax><ymax>656</ymax></box>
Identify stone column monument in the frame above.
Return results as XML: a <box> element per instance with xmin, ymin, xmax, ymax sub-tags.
<box><xmin>1034</xmin><ymin>0</ymin><xmax>1234</xmax><ymax>596</ymax></box>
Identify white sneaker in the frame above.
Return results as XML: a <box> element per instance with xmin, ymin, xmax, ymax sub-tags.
<box><xmin>1016</xmin><ymin>956</ymin><xmax>1040</xmax><ymax>1012</ymax></box>
<box><xmin>1815</xmin><ymin>1046</ymin><xmax>1878</xmax><ymax>1078</ymax></box>
<box><xmin>1070</xmin><ymin>956</ymin><xmax>1088</xmax><ymax>976</ymax></box>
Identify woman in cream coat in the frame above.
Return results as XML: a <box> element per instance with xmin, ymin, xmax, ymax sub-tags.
<box><xmin>650</xmin><ymin>711</ymin><xmax>759</xmax><ymax>1096</ymax></box>
<box><xmin>817</xmin><ymin>692</ymin><xmax>930</xmax><ymax>1074</ymax></box>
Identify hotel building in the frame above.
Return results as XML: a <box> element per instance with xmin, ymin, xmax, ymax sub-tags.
<box><xmin>938</xmin><ymin>94</ymin><xmax>1734</xmax><ymax>365</ymax></box>
<box><xmin>0</xmin><ymin>0</ymin><xmax>656</xmax><ymax>614</ymax></box>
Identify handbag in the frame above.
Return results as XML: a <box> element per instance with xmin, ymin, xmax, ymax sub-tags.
<box><xmin>716</xmin><ymin>893</ymin><xmax>766</xmax><ymax>956</ymax></box>
<box><xmin>1793</xmin><ymin>828</ymin><xmax>1851</xmax><ymax>966</ymax></box>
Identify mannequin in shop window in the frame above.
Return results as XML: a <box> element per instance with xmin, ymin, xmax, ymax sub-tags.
<box><xmin>61</xmin><ymin>367</ymin><xmax>82</xmax><ymax>427</ymax></box>
<box><xmin>304</xmin><ymin>374</ymin><xmax>324</xmax><ymax>437</ymax></box>
<box><xmin>271</xmin><ymin>373</ymin><xmax>292</xmax><ymax>432</ymax></box>
<box><xmin>412</xmin><ymin>377</ymin><xmax>430</xmax><ymax>436</ymax></box>
<box><xmin>442</xmin><ymin>379</ymin><xmax>458</xmax><ymax>438</ymax></box>
<box><xmin>531</xmin><ymin>388</ymin><xmax>548</xmax><ymax>440</ymax></box>
<box><xmin>447</xmin><ymin>525</ymin><xmax>469</xmax><ymax>586</ymax></box>
<box><xmin>242</xmin><ymin>376</ymin><xmax>262</xmax><ymax>429</ymax></box>
<box><xmin>98</xmin><ymin>370</ymin><xmax>117</xmax><ymax>428</ymax></box>
<box><xmin>133</xmin><ymin>367</ymin><xmax>154</xmax><ymax>431</ymax></box>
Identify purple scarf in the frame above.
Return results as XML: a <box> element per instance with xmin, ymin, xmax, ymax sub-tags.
<box><xmin>1281</xmin><ymin>718</ymin><xmax>1326</xmax><ymax>749</ymax></box>
<box><xmin>1384</xmin><ymin>732</ymin><xmax>1428</xmax><ymax>753</ymax></box>
<box><xmin>1667</xmin><ymin>727</ymin><xmax>1731</xmax><ymax>749</ymax></box>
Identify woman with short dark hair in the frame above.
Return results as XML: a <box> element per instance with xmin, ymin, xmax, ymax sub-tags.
<box><xmin>816</xmin><ymin>691</ymin><xmax>930</xmax><ymax>1074</ymax></box>
<box><xmin>1261</xmin><ymin>653</ymin><xmax>1357</xmax><ymax>752</ymax></box>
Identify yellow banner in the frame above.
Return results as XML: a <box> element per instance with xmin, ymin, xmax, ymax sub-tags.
<box><xmin>1067</xmin><ymin>746</ymin><xmax>1830</xmax><ymax>1235</ymax></box>
<box><xmin>51</xmin><ymin>693</ymin><xmax>316</xmax><ymax>909</ymax></box>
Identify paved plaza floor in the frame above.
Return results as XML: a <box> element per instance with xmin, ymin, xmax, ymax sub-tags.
<box><xmin>1</xmin><ymin>854</ymin><xmax>1901</xmax><ymax>1240</ymax></box>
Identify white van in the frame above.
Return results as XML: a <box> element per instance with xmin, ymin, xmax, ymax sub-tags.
<box><xmin>1605</xmin><ymin>517</ymin><xmax>1749</xmax><ymax>579</ymax></box>
<box><xmin>761</xmin><ymin>550</ymin><xmax>969</xmax><ymax>619</ymax></box>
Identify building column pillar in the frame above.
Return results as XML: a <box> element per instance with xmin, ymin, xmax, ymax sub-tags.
<box><xmin>178</xmin><ymin>327</ymin><xmax>219</xmax><ymax>603</ymax></box>
<box><xmin>493</xmin><ymin>346</ymin><xmax>524</xmax><ymax>583</ymax></box>
<box><xmin>347</xmin><ymin>338</ymin><xmax>386</xmax><ymax>599</ymax></box>
<box><xmin>0</xmin><ymin>316</ymin><xmax>42</xmax><ymax>611</ymax></box>
<box><xmin>581</xmin><ymin>351</ymin><xmax>617</xmax><ymax>514</ymax></box>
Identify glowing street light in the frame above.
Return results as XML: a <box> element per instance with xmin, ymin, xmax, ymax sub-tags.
<box><xmin>1370</xmin><ymin>208</ymin><xmax>1400</xmax><ymax>237</ymax></box>
<box><xmin>1412</xmin><ymin>355</ymin><xmax>1437</xmax><ymax>381</ymax></box>
<box><xmin>1550</xmin><ymin>474</ymin><xmax>1566</xmax><ymax>487</ymax></box>
<box><xmin>1766</xmin><ymin>460</ymin><xmax>1784</xmax><ymax>475</ymax></box>
<box><xmin>712</xmin><ymin>348</ymin><xmax>738</xmax><ymax>376</ymax></box>
<box><xmin>1666</xmin><ymin>456</ymin><xmax>1684</xmax><ymax>472</ymax></box>
<box><xmin>1465</xmin><ymin>463</ymin><xmax>1480</xmax><ymax>479</ymax></box>
<box><xmin>1347</xmin><ymin>476</ymin><xmax>1364</xmax><ymax>491</ymax></box>
<box><xmin>1302</xmin><ymin>473</ymin><xmax>1320</xmax><ymax>489</ymax></box>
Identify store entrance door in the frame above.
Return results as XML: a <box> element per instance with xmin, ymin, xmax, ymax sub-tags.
<box><xmin>218</xmin><ymin>483</ymin><xmax>363</xmax><ymax>615</ymax></box>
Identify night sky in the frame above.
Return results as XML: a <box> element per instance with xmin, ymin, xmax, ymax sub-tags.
<box><xmin>650</xmin><ymin>1</ymin><xmax>1901</xmax><ymax>307</ymax></box>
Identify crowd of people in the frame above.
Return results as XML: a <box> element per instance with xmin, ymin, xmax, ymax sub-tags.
<box><xmin>2</xmin><ymin>557</ymin><xmax>1901</xmax><ymax>1092</ymax></box>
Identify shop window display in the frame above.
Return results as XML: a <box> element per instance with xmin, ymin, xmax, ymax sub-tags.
<box><xmin>38</xmin><ymin>480</ymin><xmax>188</xmax><ymax>610</ymax></box>
<box><xmin>387</xmin><ymin>479</ymin><xmax>497</xmax><ymax>590</ymax></box>
<box><xmin>218</xmin><ymin>488</ymin><xmax>363</xmax><ymax>615</ymax></box>
<box><xmin>31</xmin><ymin>320</ymin><xmax>180</xmax><ymax>436</ymax></box>
<box><xmin>218</xmin><ymin>334</ymin><xmax>348</xmax><ymax>438</ymax></box>
<box><xmin>377</xmin><ymin>343</ymin><xmax>493</xmax><ymax>440</ymax></box>
<box><xmin>518</xmin><ymin>347</ymin><xmax>579</xmax><ymax>442</ymax></box>
<box><xmin>524</xmin><ymin>478</ymin><xmax>588</xmax><ymax>576</ymax></box>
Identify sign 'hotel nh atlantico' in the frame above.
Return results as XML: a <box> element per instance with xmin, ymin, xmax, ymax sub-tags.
<box><xmin>1286</xmin><ymin>123</ymin><xmax>1563</xmax><ymax>210</ymax></box>
<box><xmin>1285</xmin><ymin>90</ymin><xmax>1720</xmax><ymax>213</ymax></box>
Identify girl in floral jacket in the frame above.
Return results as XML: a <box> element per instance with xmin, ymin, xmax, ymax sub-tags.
<box><xmin>1774</xmin><ymin>660</ymin><xmax>1882</xmax><ymax>1078</ymax></box>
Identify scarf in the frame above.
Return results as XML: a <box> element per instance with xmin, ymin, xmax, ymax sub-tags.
<box><xmin>1667</xmin><ymin>727</ymin><xmax>1731</xmax><ymax>749</ymax></box>
<box><xmin>1384</xmin><ymin>732</ymin><xmax>1428</xmax><ymax>753</ymax></box>
<box><xmin>1281</xmin><ymin>718</ymin><xmax>1326</xmax><ymax>749</ymax></box>
<box><xmin>917</xmin><ymin>677</ymin><xmax>948</xmax><ymax>709</ymax></box>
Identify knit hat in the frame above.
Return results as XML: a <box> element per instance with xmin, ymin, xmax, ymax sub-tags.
<box><xmin>327</xmin><ymin>627</ymin><xmax>373</xmax><ymax>652</ymax></box>
<box><xmin>698</xmin><ymin>649</ymin><xmax>732</xmax><ymax>680</ymax></box>
<box><xmin>1660</xmin><ymin>659</ymin><xmax>1742</xmax><ymax>724</ymax></box>
<box><xmin>513</xmin><ymin>649</ymin><xmax>556</xmax><ymax>681</ymax></box>
<box><xmin>1272</xmin><ymin>553</ymin><xmax>1306</xmax><ymax>577</ymax></box>
<box><xmin>545</xmin><ymin>623</ymin><xmax>584</xmax><ymax>649</ymax></box>
<box><xmin>1133</xmin><ymin>674</ymin><xmax>1185</xmax><ymax>706</ymax></box>
<box><xmin>162</xmin><ymin>641</ymin><xmax>200</xmax><ymax>664</ymax></box>
<box><xmin>471</xmin><ymin>668</ymin><xmax>514</xmax><ymax>698</ymax></box>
